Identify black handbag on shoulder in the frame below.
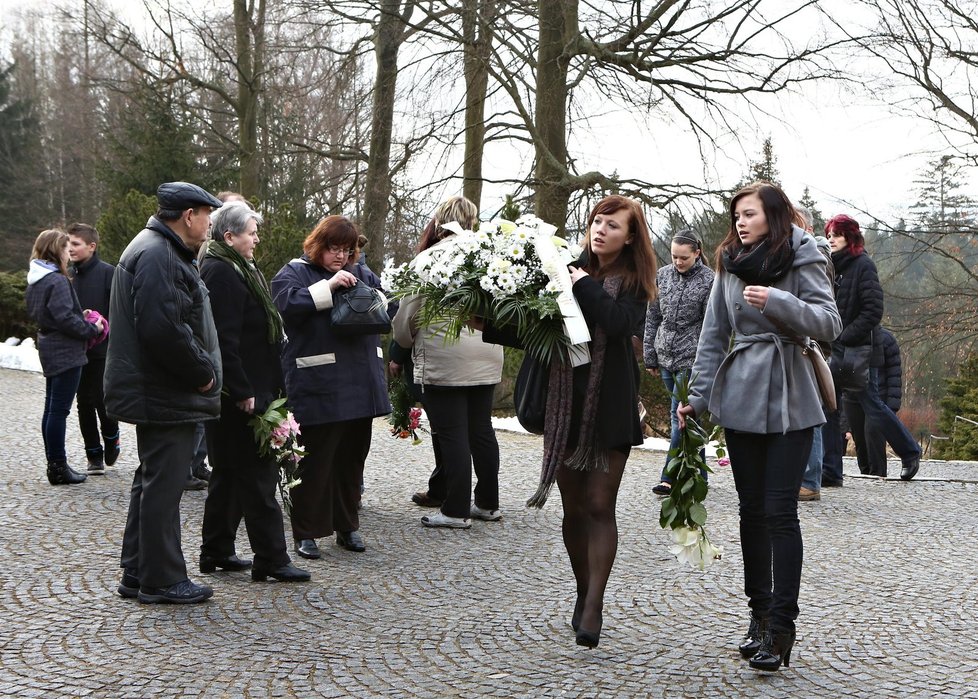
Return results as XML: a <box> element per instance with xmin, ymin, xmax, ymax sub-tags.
<box><xmin>514</xmin><ymin>354</ymin><xmax>548</xmax><ymax>435</ymax></box>
<box><xmin>830</xmin><ymin>343</ymin><xmax>872</xmax><ymax>392</ymax></box>
<box><xmin>331</xmin><ymin>283</ymin><xmax>391</xmax><ymax>336</ymax></box>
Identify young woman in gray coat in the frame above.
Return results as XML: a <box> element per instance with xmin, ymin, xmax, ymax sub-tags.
<box><xmin>678</xmin><ymin>183</ymin><xmax>841</xmax><ymax>672</ymax></box>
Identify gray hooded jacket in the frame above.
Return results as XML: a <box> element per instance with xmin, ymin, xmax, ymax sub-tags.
<box><xmin>688</xmin><ymin>227</ymin><xmax>842</xmax><ymax>433</ymax></box>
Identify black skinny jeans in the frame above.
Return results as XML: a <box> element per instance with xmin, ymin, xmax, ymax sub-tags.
<box><xmin>421</xmin><ymin>384</ymin><xmax>499</xmax><ymax>519</ymax></box>
<box><xmin>726</xmin><ymin>427</ymin><xmax>812</xmax><ymax>634</ymax></box>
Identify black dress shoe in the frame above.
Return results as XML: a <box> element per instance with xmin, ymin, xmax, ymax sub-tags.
<box><xmin>900</xmin><ymin>457</ymin><xmax>920</xmax><ymax>481</ymax></box>
<box><xmin>336</xmin><ymin>530</ymin><xmax>366</xmax><ymax>552</ymax></box>
<box><xmin>200</xmin><ymin>554</ymin><xmax>253</xmax><ymax>573</ymax></box>
<box><xmin>137</xmin><ymin>579</ymin><xmax>213</xmax><ymax>604</ymax></box>
<box><xmin>252</xmin><ymin>563</ymin><xmax>312</xmax><ymax>582</ymax></box>
<box><xmin>118</xmin><ymin>569</ymin><xmax>139</xmax><ymax>599</ymax></box>
<box><xmin>295</xmin><ymin>539</ymin><xmax>321</xmax><ymax>559</ymax></box>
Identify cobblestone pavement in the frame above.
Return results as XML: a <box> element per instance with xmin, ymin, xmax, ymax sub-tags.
<box><xmin>1</xmin><ymin>367</ymin><xmax>977</xmax><ymax>698</ymax></box>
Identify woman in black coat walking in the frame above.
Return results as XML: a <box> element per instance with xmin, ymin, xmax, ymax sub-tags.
<box><xmin>198</xmin><ymin>202</ymin><xmax>309</xmax><ymax>583</ymax></box>
<box><xmin>482</xmin><ymin>195</ymin><xmax>657</xmax><ymax>649</ymax></box>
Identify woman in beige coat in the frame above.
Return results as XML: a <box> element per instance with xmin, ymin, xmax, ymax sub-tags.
<box><xmin>392</xmin><ymin>197</ymin><xmax>504</xmax><ymax>529</ymax></box>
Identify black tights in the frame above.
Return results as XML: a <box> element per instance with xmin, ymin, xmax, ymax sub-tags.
<box><xmin>555</xmin><ymin>450</ymin><xmax>627</xmax><ymax>634</ymax></box>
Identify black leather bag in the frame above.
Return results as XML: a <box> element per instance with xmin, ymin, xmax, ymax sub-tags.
<box><xmin>514</xmin><ymin>355</ymin><xmax>548</xmax><ymax>435</ymax></box>
<box><xmin>830</xmin><ymin>343</ymin><xmax>872</xmax><ymax>392</ymax></box>
<box><xmin>331</xmin><ymin>283</ymin><xmax>391</xmax><ymax>336</ymax></box>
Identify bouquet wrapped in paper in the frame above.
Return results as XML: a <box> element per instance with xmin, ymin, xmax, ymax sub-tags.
<box><xmin>385</xmin><ymin>216</ymin><xmax>590</xmax><ymax>364</ymax></box>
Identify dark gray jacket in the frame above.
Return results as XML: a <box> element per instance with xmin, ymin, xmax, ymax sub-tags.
<box><xmin>689</xmin><ymin>227</ymin><xmax>842</xmax><ymax>433</ymax></box>
<box><xmin>70</xmin><ymin>253</ymin><xmax>114</xmax><ymax>360</ymax></box>
<box><xmin>25</xmin><ymin>261</ymin><xmax>99</xmax><ymax>377</ymax></box>
<box><xmin>104</xmin><ymin>217</ymin><xmax>222</xmax><ymax>425</ymax></box>
<box><xmin>643</xmin><ymin>260</ymin><xmax>714</xmax><ymax>372</ymax></box>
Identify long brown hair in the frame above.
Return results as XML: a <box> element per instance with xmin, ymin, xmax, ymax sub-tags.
<box><xmin>716</xmin><ymin>182</ymin><xmax>795</xmax><ymax>270</ymax></box>
<box><xmin>583</xmin><ymin>195</ymin><xmax>657</xmax><ymax>301</ymax></box>
<box><xmin>31</xmin><ymin>229</ymin><xmax>70</xmax><ymax>276</ymax></box>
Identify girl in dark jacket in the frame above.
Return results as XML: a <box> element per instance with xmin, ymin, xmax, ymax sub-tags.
<box><xmin>483</xmin><ymin>195</ymin><xmax>657</xmax><ymax>649</ymax></box>
<box><xmin>272</xmin><ymin>216</ymin><xmax>392</xmax><ymax>560</ymax></box>
<box><xmin>823</xmin><ymin>216</ymin><xmax>920</xmax><ymax>482</ymax></box>
<box><xmin>198</xmin><ymin>202</ymin><xmax>309</xmax><ymax>583</ymax></box>
<box><xmin>25</xmin><ymin>229</ymin><xmax>104</xmax><ymax>485</ymax></box>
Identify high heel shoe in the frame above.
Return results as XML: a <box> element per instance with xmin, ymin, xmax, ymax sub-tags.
<box><xmin>571</xmin><ymin>596</ymin><xmax>585</xmax><ymax>632</ymax></box>
<box><xmin>575</xmin><ymin>628</ymin><xmax>600</xmax><ymax>648</ymax></box>
<box><xmin>738</xmin><ymin>611</ymin><xmax>768</xmax><ymax>659</ymax></box>
<box><xmin>749</xmin><ymin>629</ymin><xmax>795</xmax><ymax>671</ymax></box>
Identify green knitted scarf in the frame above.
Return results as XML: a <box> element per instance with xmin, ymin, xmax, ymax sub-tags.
<box><xmin>204</xmin><ymin>240</ymin><xmax>285</xmax><ymax>344</ymax></box>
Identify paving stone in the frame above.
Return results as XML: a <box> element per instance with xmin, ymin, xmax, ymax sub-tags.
<box><xmin>2</xmin><ymin>366</ymin><xmax>978</xmax><ymax>697</ymax></box>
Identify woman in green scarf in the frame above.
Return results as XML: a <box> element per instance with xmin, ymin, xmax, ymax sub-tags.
<box><xmin>198</xmin><ymin>201</ymin><xmax>309</xmax><ymax>583</ymax></box>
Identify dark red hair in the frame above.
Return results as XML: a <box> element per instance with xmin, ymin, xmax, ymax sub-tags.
<box><xmin>303</xmin><ymin>216</ymin><xmax>359</xmax><ymax>266</ymax></box>
<box><xmin>825</xmin><ymin>214</ymin><xmax>864</xmax><ymax>255</ymax></box>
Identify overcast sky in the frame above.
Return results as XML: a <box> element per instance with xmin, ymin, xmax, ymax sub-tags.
<box><xmin>3</xmin><ymin>0</ymin><xmax>972</xmax><ymax>231</ymax></box>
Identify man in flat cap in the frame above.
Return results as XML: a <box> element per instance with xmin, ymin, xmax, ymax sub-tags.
<box><xmin>105</xmin><ymin>181</ymin><xmax>224</xmax><ymax>604</ymax></box>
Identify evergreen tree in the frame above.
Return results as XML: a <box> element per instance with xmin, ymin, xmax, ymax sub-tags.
<box><xmin>797</xmin><ymin>186</ymin><xmax>825</xmax><ymax>232</ymax></box>
<box><xmin>936</xmin><ymin>351</ymin><xmax>978</xmax><ymax>460</ymax></box>
<box><xmin>910</xmin><ymin>155</ymin><xmax>977</xmax><ymax>235</ymax></box>
<box><xmin>742</xmin><ymin>137</ymin><xmax>781</xmax><ymax>187</ymax></box>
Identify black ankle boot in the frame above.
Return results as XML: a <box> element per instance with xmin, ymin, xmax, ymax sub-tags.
<box><xmin>749</xmin><ymin>628</ymin><xmax>795</xmax><ymax>671</ymax></box>
<box><xmin>738</xmin><ymin>612</ymin><xmax>768</xmax><ymax>658</ymax></box>
<box><xmin>47</xmin><ymin>460</ymin><xmax>87</xmax><ymax>485</ymax></box>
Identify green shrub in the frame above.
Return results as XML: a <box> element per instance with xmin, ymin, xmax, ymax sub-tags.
<box><xmin>0</xmin><ymin>270</ymin><xmax>35</xmax><ymax>339</ymax></box>
<box><xmin>935</xmin><ymin>351</ymin><xmax>978</xmax><ymax>460</ymax></box>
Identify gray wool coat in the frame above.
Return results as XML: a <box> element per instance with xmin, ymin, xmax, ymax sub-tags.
<box><xmin>688</xmin><ymin>228</ymin><xmax>842</xmax><ymax>434</ymax></box>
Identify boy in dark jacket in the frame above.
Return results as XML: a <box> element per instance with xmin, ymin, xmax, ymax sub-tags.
<box><xmin>68</xmin><ymin>223</ymin><xmax>119</xmax><ymax>474</ymax></box>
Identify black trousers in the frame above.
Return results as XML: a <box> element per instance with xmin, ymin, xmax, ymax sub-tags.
<box><xmin>726</xmin><ymin>427</ymin><xmax>812</xmax><ymax>634</ymax></box>
<box><xmin>201</xmin><ymin>408</ymin><xmax>289</xmax><ymax>569</ymax></box>
<box><xmin>121</xmin><ymin>423</ymin><xmax>196</xmax><ymax>588</ymax></box>
<box><xmin>422</xmin><ymin>384</ymin><xmax>499</xmax><ymax>519</ymax></box>
<box><xmin>76</xmin><ymin>358</ymin><xmax>118</xmax><ymax>457</ymax></box>
<box><xmin>290</xmin><ymin>418</ymin><xmax>372</xmax><ymax>540</ymax></box>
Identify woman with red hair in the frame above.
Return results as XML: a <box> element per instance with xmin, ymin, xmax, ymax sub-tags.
<box><xmin>821</xmin><ymin>214</ymin><xmax>921</xmax><ymax>485</ymax></box>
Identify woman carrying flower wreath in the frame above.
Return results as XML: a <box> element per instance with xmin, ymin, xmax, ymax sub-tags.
<box><xmin>478</xmin><ymin>195</ymin><xmax>656</xmax><ymax>649</ymax></box>
<box><xmin>391</xmin><ymin>196</ymin><xmax>505</xmax><ymax>529</ymax></box>
<box><xmin>198</xmin><ymin>202</ymin><xmax>310</xmax><ymax>583</ymax></box>
<box><xmin>677</xmin><ymin>182</ymin><xmax>841</xmax><ymax>671</ymax></box>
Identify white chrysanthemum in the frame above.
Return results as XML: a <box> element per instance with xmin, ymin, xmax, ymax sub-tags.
<box><xmin>506</xmin><ymin>244</ymin><xmax>526</xmax><ymax>260</ymax></box>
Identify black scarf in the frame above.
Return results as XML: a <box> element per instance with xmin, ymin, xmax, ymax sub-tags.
<box><xmin>722</xmin><ymin>238</ymin><xmax>795</xmax><ymax>285</ymax></box>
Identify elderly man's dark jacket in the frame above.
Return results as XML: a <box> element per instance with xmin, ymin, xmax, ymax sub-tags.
<box><xmin>104</xmin><ymin>216</ymin><xmax>222</xmax><ymax>424</ymax></box>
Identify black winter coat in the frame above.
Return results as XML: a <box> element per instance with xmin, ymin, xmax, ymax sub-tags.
<box><xmin>831</xmin><ymin>248</ymin><xmax>883</xmax><ymax>348</ymax></box>
<box><xmin>71</xmin><ymin>253</ymin><xmax>114</xmax><ymax>360</ymax></box>
<box><xmin>878</xmin><ymin>327</ymin><xmax>902</xmax><ymax>412</ymax></box>
<box><xmin>200</xmin><ymin>256</ymin><xmax>284</xmax><ymax>411</ymax></box>
<box><xmin>272</xmin><ymin>258</ymin><xmax>391</xmax><ymax>427</ymax></box>
<box><xmin>25</xmin><ymin>263</ymin><xmax>99</xmax><ymax>377</ymax></box>
<box><xmin>485</xmin><ymin>274</ymin><xmax>647</xmax><ymax>452</ymax></box>
<box><xmin>104</xmin><ymin>217</ymin><xmax>222</xmax><ymax>425</ymax></box>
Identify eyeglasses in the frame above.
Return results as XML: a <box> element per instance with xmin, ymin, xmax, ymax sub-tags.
<box><xmin>326</xmin><ymin>246</ymin><xmax>355</xmax><ymax>256</ymax></box>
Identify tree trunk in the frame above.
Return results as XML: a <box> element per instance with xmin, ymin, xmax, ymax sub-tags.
<box><xmin>461</xmin><ymin>0</ymin><xmax>493</xmax><ymax>210</ymax></box>
<box><xmin>362</xmin><ymin>0</ymin><xmax>412</xmax><ymax>268</ymax></box>
<box><xmin>534</xmin><ymin>0</ymin><xmax>572</xmax><ymax>232</ymax></box>
<box><xmin>234</xmin><ymin>0</ymin><xmax>265</xmax><ymax>199</ymax></box>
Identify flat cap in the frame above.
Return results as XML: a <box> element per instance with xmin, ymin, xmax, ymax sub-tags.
<box><xmin>157</xmin><ymin>182</ymin><xmax>224</xmax><ymax>211</ymax></box>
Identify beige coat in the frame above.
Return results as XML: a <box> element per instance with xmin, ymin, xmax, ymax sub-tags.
<box><xmin>392</xmin><ymin>293</ymin><xmax>503</xmax><ymax>387</ymax></box>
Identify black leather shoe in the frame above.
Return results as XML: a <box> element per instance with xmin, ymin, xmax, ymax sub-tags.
<box><xmin>200</xmin><ymin>554</ymin><xmax>252</xmax><ymax>573</ymax></box>
<box><xmin>738</xmin><ymin>612</ymin><xmax>768</xmax><ymax>658</ymax></box>
<box><xmin>295</xmin><ymin>539</ymin><xmax>321</xmax><ymax>559</ymax></box>
<box><xmin>118</xmin><ymin>569</ymin><xmax>139</xmax><ymax>599</ymax></box>
<box><xmin>336</xmin><ymin>530</ymin><xmax>366</xmax><ymax>552</ymax></box>
<box><xmin>137</xmin><ymin>579</ymin><xmax>213</xmax><ymax>604</ymax></box>
<box><xmin>47</xmin><ymin>461</ymin><xmax>87</xmax><ymax>485</ymax></box>
<box><xmin>749</xmin><ymin>629</ymin><xmax>796</xmax><ymax>671</ymax></box>
<box><xmin>900</xmin><ymin>457</ymin><xmax>920</xmax><ymax>481</ymax></box>
<box><xmin>252</xmin><ymin>563</ymin><xmax>311</xmax><ymax>582</ymax></box>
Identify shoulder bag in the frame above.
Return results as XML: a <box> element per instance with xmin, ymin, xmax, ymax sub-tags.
<box><xmin>514</xmin><ymin>354</ymin><xmax>548</xmax><ymax>435</ymax></box>
<box><xmin>769</xmin><ymin>316</ymin><xmax>837</xmax><ymax>412</ymax></box>
<box><xmin>331</xmin><ymin>283</ymin><xmax>392</xmax><ymax>336</ymax></box>
<box><xmin>829</xmin><ymin>343</ymin><xmax>871</xmax><ymax>393</ymax></box>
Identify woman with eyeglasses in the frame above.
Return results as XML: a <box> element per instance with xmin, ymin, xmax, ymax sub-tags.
<box><xmin>271</xmin><ymin>216</ymin><xmax>392</xmax><ymax>560</ymax></box>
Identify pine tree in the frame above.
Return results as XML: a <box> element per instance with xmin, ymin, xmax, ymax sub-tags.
<box><xmin>797</xmin><ymin>186</ymin><xmax>825</xmax><ymax>233</ymax></box>
<box><xmin>744</xmin><ymin>137</ymin><xmax>781</xmax><ymax>187</ymax></box>
<box><xmin>936</xmin><ymin>351</ymin><xmax>978</xmax><ymax>460</ymax></box>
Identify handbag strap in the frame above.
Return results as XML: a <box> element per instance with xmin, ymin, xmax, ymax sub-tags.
<box><xmin>766</xmin><ymin>314</ymin><xmax>815</xmax><ymax>354</ymax></box>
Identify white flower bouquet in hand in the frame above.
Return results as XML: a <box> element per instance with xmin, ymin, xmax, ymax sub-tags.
<box><xmin>386</xmin><ymin>216</ymin><xmax>588</xmax><ymax>364</ymax></box>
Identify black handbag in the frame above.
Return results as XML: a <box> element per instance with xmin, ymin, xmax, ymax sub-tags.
<box><xmin>830</xmin><ymin>343</ymin><xmax>872</xmax><ymax>392</ymax></box>
<box><xmin>331</xmin><ymin>283</ymin><xmax>391</xmax><ymax>336</ymax></box>
<box><xmin>514</xmin><ymin>354</ymin><xmax>548</xmax><ymax>435</ymax></box>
